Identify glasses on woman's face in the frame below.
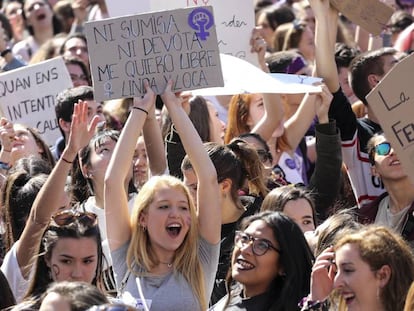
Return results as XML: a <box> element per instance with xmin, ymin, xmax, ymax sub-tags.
<box><xmin>51</xmin><ymin>210</ymin><xmax>97</xmax><ymax>226</ymax></box>
<box><xmin>374</xmin><ymin>142</ymin><xmax>392</xmax><ymax>156</ymax></box>
<box><xmin>234</xmin><ymin>231</ymin><xmax>280</xmax><ymax>256</ymax></box>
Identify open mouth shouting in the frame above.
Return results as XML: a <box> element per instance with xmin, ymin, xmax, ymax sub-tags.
<box><xmin>166</xmin><ymin>223</ymin><xmax>182</xmax><ymax>238</ymax></box>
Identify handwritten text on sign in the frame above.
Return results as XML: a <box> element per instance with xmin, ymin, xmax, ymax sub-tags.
<box><xmin>366</xmin><ymin>53</ymin><xmax>414</xmax><ymax>182</ymax></box>
<box><xmin>150</xmin><ymin>0</ymin><xmax>258</xmax><ymax>66</ymax></box>
<box><xmin>0</xmin><ymin>57</ymin><xmax>73</xmax><ymax>146</ymax></box>
<box><xmin>84</xmin><ymin>6</ymin><xmax>223</xmax><ymax>101</ymax></box>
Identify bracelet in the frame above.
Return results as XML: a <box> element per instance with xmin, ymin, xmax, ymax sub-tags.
<box><xmin>61</xmin><ymin>157</ymin><xmax>73</xmax><ymax>164</ymax></box>
<box><xmin>298</xmin><ymin>296</ymin><xmax>326</xmax><ymax>311</ymax></box>
<box><xmin>1</xmin><ymin>48</ymin><xmax>12</xmax><ymax>58</ymax></box>
<box><xmin>2</xmin><ymin>148</ymin><xmax>11</xmax><ymax>153</ymax></box>
<box><xmin>132</xmin><ymin>106</ymin><xmax>148</xmax><ymax>116</ymax></box>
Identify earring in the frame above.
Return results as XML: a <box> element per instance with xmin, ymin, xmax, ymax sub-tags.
<box><xmin>142</xmin><ymin>225</ymin><xmax>147</xmax><ymax>232</ymax></box>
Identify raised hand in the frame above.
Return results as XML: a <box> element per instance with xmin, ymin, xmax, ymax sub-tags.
<box><xmin>71</xmin><ymin>0</ymin><xmax>89</xmax><ymax>24</ymax></box>
<box><xmin>309</xmin><ymin>246</ymin><xmax>336</xmax><ymax>301</ymax></box>
<box><xmin>132</xmin><ymin>81</ymin><xmax>156</xmax><ymax>114</ymax></box>
<box><xmin>0</xmin><ymin>118</ymin><xmax>15</xmax><ymax>153</ymax></box>
<box><xmin>64</xmin><ymin>100</ymin><xmax>100</xmax><ymax>158</ymax></box>
<box><xmin>314</xmin><ymin>84</ymin><xmax>333</xmax><ymax>124</ymax></box>
<box><xmin>250</xmin><ymin>27</ymin><xmax>268</xmax><ymax>72</ymax></box>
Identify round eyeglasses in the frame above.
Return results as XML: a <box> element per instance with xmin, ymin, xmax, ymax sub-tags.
<box><xmin>234</xmin><ymin>231</ymin><xmax>280</xmax><ymax>256</ymax></box>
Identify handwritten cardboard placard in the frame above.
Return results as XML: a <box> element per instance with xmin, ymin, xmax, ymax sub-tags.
<box><xmin>330</xmin><ymin>0</ymin><xmax>393</xmax><ymax>36</ymax></box>
<box><xmin>192</xmin><ymin>54</ymin><xmax>321</xmax><ymax>96</ymax></box>
<box><xmin>0</xmin><ymin>57</ymin><xmax>73</xmax><ymax>146</ymax></box>
<box><xmin>151</xmin><ymin>0</ymin><xmax>258</xmax><ymax>66</ymax></box>
<box><xmin>84</xmin><ymin>6</ymin><xmax>223</xmax><ymax>101</ymax></box>
<box><xmin>366</xmin><ymin>53</ymin><xmax>414</xmax><ymax>183</ymax></box>
<box><xmin>105</xmin><ymin>0</ymin><xmax>258</xmax><ymax>67</ymax></box>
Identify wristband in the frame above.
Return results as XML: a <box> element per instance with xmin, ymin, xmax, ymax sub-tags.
<box><xmin>1</xmin><ymin>48</ymin><xmax>12</xmax><ymax>58</ymax></box>
<box><xmin>132</xmin><ymin>106</ymin><xmax>149</xmax><ymax>116</ymax></box>
<box><xmin>61</xmin><ymin>157</ymin><xmax>73</xmax><ymax>164</ymax></box>
<box><xmin>298</xmin><ymin>296</ymin><xmax>326</xmax><ymax>311</ymax></box>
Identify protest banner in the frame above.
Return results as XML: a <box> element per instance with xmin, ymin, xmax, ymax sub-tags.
<box><xmin>105</xmin><ymin>0</ymin><xmax>258</xmax><ymax>66</ymax></box>
<box><xmin>366</xmin><ymin>53</ymin><xmax>414</xmax><ymax>183</ymax></box>
<box><xmin>192</xmin><ymin>54</ymin><xmax>321</xmax><ymax>96</ymax></box>
<box><xmin>84</xmin><ymin>6</ymin><xmax>223</xmax><ymax>102</ymax></box>
<box><xmin>0</xmin><ymin>57</ymin><xmax>73</xmax><ymax>146</ymax></box>
<box><xmin>330</xmin><ymin>0</ymin><xmax>393</xmax><ymax>36</ymax></box>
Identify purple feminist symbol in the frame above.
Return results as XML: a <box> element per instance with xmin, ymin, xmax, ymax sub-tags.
<box><xmin>188</xmin><ymin>8</ymin><xmax>214</xmax><ymax>41</ymax></box>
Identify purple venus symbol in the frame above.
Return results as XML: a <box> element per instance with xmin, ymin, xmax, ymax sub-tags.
<box><xmin>188</xmin><ymin>7</ymin><xmax>214</xmax><ymax>41</ymax></box>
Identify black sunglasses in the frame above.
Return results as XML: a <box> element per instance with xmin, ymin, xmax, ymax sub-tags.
<box><xmin>51</xmin><ymin>210</ymin><xmax>97</xmax><ymax>227</ymax></box>
<box><xmin>235</xmin><ymin>231</ymin><xmax>280</xmax><ymax>256</ymax></box>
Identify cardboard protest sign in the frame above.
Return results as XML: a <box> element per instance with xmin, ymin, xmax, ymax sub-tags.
<box><xmin>151</xmin><ymin>0</ymin><xmax>258</xmax><ymax>66</ymax></box>
<box><xmin>192</xmin><ymin>54</ymin><xmax>321</xmax><ymax>96</ymax></box>
<box><xmin>105</xmin><ymin>0</ymin><xmax>258</xmax><ymax>67</ymax></box>
<box><xmin>0</xmin><ymin>57</ymin><xmax>73</xmax><ymax>146</ymax></box>
<box><xmin>366</xmin><ymin>53</ymin><xmax>414</xmax><ymax>183</ymax></box>
<box><xmin>330</xmin><ymin>0</ymin><xmax>393</xmax><ymax>36</ymax></box>
<box><xmin>84</xmin><ymin>6</ymin><xmax>223</xmax><ymax>102</ymax></box>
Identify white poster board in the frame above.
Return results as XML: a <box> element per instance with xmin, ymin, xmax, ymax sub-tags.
<box><xmin>192</xmin><ymin>54</ymin><xmax>322</xmax><ymax>96</ymax></box>
<box><xmin>85</xmin><ymin>6</ymin><xmax>223</xmax><ymax>101</ymax></box>
<box><xmin>105</xmin><ymin>0</ymin><xmax>258</xmax><ymax>66</ymax></box>
<box><xmin>0</xmin><ymin>57</ymin><xmax>73</xmax><ymax>146</ymax></box>
<box><xmin>366</xmin><ymin>53</ymin><xmax>414</xmax><ymax>183</ymax></box>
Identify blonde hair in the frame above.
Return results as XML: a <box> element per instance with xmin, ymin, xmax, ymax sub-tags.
<box><xmin>126</xmin><ymin>175</ymin><xmax>206</xmax><ymax>310</ymax></box>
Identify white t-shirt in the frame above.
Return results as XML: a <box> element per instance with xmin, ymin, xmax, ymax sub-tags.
<box><xmin>112</xmin><ymin>237</ymin><xmax>219</xmax><ymax>311</ymax></box>
<box><xmin>1</xmin><ymin>242</ymin><xmax>29</xmax><ymax>303</ymax></box>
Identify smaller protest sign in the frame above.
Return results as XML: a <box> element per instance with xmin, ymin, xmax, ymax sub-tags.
<box><xmin>0</xmin><ymin>57</ymin><xmax>73</xmax><ymax>146</ymax></box>
<box><xmin>330</xmin><ymin>0</ymin><xmax>393</xmax><ymax>36</ymax></box>
<box><xmin>366</xmin><ymin>53</ymin><xmax>414</xmax><ymax>183</ymax></box>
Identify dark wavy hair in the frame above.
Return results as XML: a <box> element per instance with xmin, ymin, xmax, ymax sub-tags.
<box><xmin>1</xmin><ymin>157</ymin><xmax>52</xmax><ymax>251</ymax></box>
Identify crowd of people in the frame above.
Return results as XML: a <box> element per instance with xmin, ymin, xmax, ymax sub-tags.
<box><xmin>1</xmin><ymin>0</ymin><xmax>414</xmax><ymax>310</ymax></box>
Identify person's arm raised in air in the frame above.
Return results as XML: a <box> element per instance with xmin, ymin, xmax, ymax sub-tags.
<box><xmin>307</xmin><ymin>85</ymin><xmax>342</xmax><ymax>219</ymax></box>
<box><xmin>17</xmin><ymin>101</ymin><xmax>100</xmax><ymax>278</ymax></box>
<box><xmin>251</xmin><ymin>92</ymin><xmax>284</xmax><ymax>142</ymax></box>
<box><xmin>142</xmin><ymin>98</ymin><xmax>167</xmax><ymax>176</ymax></box>
<box><xmin>310</xmin><ymin>0</ymin><xmax>356</xmax><ymax>141</ymax></box>
<box><xmin>310</xmin><ymin>0</ymin><xmax>339</xmax><ymax>93</ymax></box>
<box><xmin>283</xmin><ymin>91</ymin><xmax>319</xmax><ymax>152</ymax></box>
<box><xmin>161</xmin><ymin>81</ymin><xmax>220</xmax><ymax>244</ymax></box>
<box><xmin>104</xmin><ymin>83</ymin><xmax>156</xmax><ymax>251</ymax></box>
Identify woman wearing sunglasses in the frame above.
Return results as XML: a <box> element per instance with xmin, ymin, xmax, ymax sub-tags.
<box><xmin>358</xmin><ymin>132</ymin><xmax>414</xmax><ymax>244</ymax></box>
<box><xmin>104</xmin><ymin>81</ymin><xmax>220</xmax><ymax>311</ymax></box>
<box><xmin>209</xmin><ymin>211</ymin><xmax>314</xmax><ymax>311</ymax></box>
<box><xmin>1</xmin><ymin>101</ymin><xmax>102</xmax><ymax>304</ymax></box>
